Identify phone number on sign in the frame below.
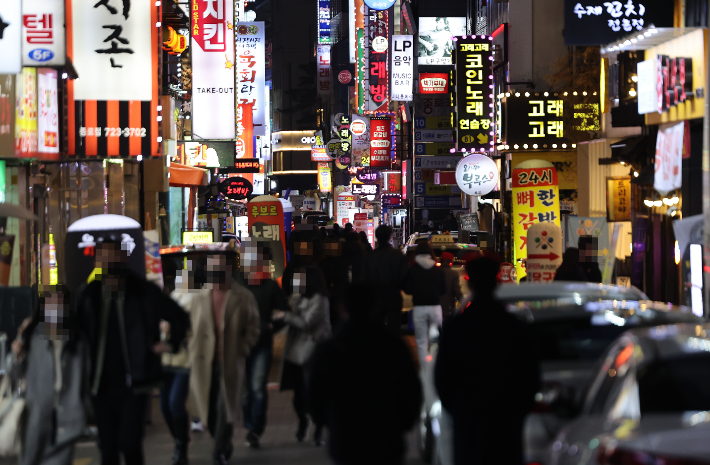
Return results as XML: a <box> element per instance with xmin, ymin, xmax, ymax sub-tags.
<box><xmin>79</xmin><ymin>127</ymin><xmax>147</xmax><ymax>137</ymax></box>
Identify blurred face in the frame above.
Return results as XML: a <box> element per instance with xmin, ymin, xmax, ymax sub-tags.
<box><xmin>240</xmin><ymin>239</ymin><xmax>272</xmax><ymax>285</ymax></box>
<box><xmin>206</xmin><ymin>254</ymin><xmax>232</xmax><ymax>289</ymax></box>
<box><xmin>324</xmin><ymin>241</ymin><xmax>341</xmax><ymax>257</ymax></box>
<box><xmin>292</xmin><ymin>269</ymin><xmax>307</xmax><ymax>295</ymax></box>
<box><xmin>96</xmin><ymin>243</ymin><xmax>129</xmax><ymax>276</ymax></box>
<box><xmin>41</xmin><ymin>291</ymin><xmax>69</xmax><ymax>339</ymax></box>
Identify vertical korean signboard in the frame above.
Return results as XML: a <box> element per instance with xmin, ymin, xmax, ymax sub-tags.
<box><xmin>391</xmin><ymin>35</ymin><xmax>413</xmax><ymax>101</ymax></box>
<box><xmin>236</xmin><ymin>102</ymin><xmax>253</xmax><ymax>159</ymax></box>
<box><xmin>366</xmin><ymin>8</ymin><xmax>389</xmax><ymax>112</ymax></box>
<box><xmin>68</xmin><ymin>0</ymin><xmax>159</xmax><ymax>157</ymax></box>
<box><xmin>606</xmin><ymin>177</ymin><xmax>632</xmax><ymax>222</ymax></box>
<box><xmin>248</xmin><ymin>195</ymin><xmax>286</xmax><ymax>279</ymax></box>
<box><xmin>236</xmin><ymin>22</ymin><xmax>266</xmax><ymax>136</ymax></box>
<box><xmin>370</xmin><ymin>116</ymin><xmax>391</xmax><ymax>168</ymax></box>
<box><xmin>317</xmin><ymin>162</ymin><xmax>332</xmax><ymax>193</ymax></box>
<box><xmin>654</xmin><ymin>121</ymin><xmax>684</xmax><ymax>195</ymax></box>
<box><xmin>22</xmin><ymin>0</ymin><xmax>66</xmax><ymax>67</ymax></box>
<box><xmin>15</xmin><ymin>68</ymin><xmax>38</xmax><ymax>159</ymax></box>
<box><xmin>0</xmin><ymin>76</ymin><xmax>15</xmax><ymax>156</ymax></box>
<box><xmin>512</xmin><ymin>160</ymin><xmax>561</xmax><ymax>280</ymax></box>
<box><xmin>454</xmin><ymin>36</ymin><xmax>494</xmax><ymax>153</ymax></box>
<box><xmin>317</xmin><ymin>45</ymin><xmax>332</xmax><ymax>97</ymax></box>
<box><xmin>192</xmin><ymin>0</ymin><xmax>235</xmax><ymax>140</ymax></box>
<box><xmin>37</xmin><ymin>68</ymin><xmax>59</xmax><ymax>157</ymax></box>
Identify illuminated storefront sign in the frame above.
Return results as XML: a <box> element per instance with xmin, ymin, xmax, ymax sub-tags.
<box><xmin>233</xmin><ymin>159</ymin><xmax>260</xmax><ymax>173</ymax></box>
<box><xmin>391</xmin><ymin>35</ymin><xmax>413</xmax><ymax>101</ymax></box>
<box><xmin>455</xmin><ymin>154</ymin><xmax>499</xmax><ymax>196</ymax></box>
<box><xmin>369</xmin><ymin>116</ymin><xmax>391</xmax><ymax>167</ymax></box>
<box><xmin>454</xmin><ymin>35</ymin><xmax>494</xmax><ymax>153</ymax></box>
<box><xmin>183</xmin><ymin>230</ymin><xmax>214</xmax><ymax>243</ymax></box>
<box><xmin>22</xmin><ymin>0</ymin><xmax>66</xmax><ymax>67</ymax></box>
<box><xmin>16</xmin><ymin>68</ymin><xmax>38</xmax><ymax>158</ymax></box>
<box><xmin>219</xmin><ymin>176</ymin><xmax>253</xmax><ymax>200</ymax></box>
<box><xmin>0</xmin><ymin>0</ymin><xmax>21</xmax><ymax>74</ymax></box>
<box><xmin>352</xmin><ymin>183</ymin><xmax>380</xmax><ymax>195</ymax></box>
<box><xmin>418</xmin><ymin>17</ymin><xmax>466</xmax><ymax>65</ymax></box>
<box><xmin>606</xmin><ymin>176</ymin><xmax>631</xmax><ymax>222</ymax></box>
<box><xmin>37</xmin><ymin>68</ymin><xmax>59</xmax><ymax>157</ymax></box>
<box><xmin>419</xmin><ymin>73</ymin><xmax>449</xmax><ymax>93</ymax></box>
<box><xmin>318</xmin><ymin>162</ymin><xmax>332</xmax><ymax>193</ymax></box>
<box><xmin>501</xmin><ymin>95</ymin><xmax>574</xmax><ymax>149</ymax></box>
<box><xmin>236</xmin><ymin>22</ymin><xmax>266</xmax><ymax>136</ymax></box>
<box><xmin>366</xmin><ymin>8</ymin><xmax>389</xmax><ymax>112</ymax></box>
<box><xmin>318</xmin><ymin>0</ymin><xmax>331</xmax><ymax>44</ymax></box>
<box><xmin>236</xmin><ymin>102</ymin><xmax>253</xmax><ymax>159</ymax></box>
<box><xmin>317</xmin><ymin>45</ymin><xmax>332</xmax><ymax>96</ymax></box>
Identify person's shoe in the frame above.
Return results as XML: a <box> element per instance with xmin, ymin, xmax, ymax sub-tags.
<box><xmin>213</xmin><ymin>454</ymin><xmax>228</xmax><ymax>465</ymax></box>
<box><xmin>296</xmin><ymin>419</ymin><xmax>309</xmax><ymax>442</ymax></box>
<box><xmin>172</xmin><ymin>416</ymin><xmax>190</xmax><ymax>465</ymax></box>
<box><xmin>313</xmin><ymin>426</ymin><xmax>325</xmax><ymax>447</ymax></box>
<box><xmin>245</xmin><ymin>431</ymin><xmax>260</xmax><ymax>449</ymax></box>
<box><xmin>191</xmin><ymin>420</ymin><xmax>203</xmax><ymax>432</ymax></box>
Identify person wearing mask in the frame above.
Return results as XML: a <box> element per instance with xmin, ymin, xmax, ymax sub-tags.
<box><xmin>404</xmin><ymin>241</ymin><xmax>447</xmax><ymax>367</ymax></box>
<box><xmin>9</xmin><ymin>286</ymin><xmax>90</xmax><ymax>465</ymax></box>
<box><xmin>309</xmin><ymin>285</ymin><xmax>422</xmax><ymax>465</ymax></box>
<box><xmin>435</xmin><ymin>254</ymin><xmax>540</xmax><ymax>465</ymax></box>
<box><xmin>75</xmin><ymin>237</ymin><xmax>190</xmax><ymax>465</ymax></box>
<box><xmin>360</xmin><ymin>225</ymin><xmax>409</xmax><ymax>335</ymax></box>
<box><xmin>185</xmin><ymin>253</ymin><xmax>261</xmax><ymax>465</ymax></box>
<box><xmin>358</xmin><ymin>231</ymin><xmax>372</xmax><ymax>252</ymax></box>
<box><xmin>578</xmin><ymin>236</ymin><xmax>603</xmax><ymax>283</ymax></box>
<box><xmin>237</xmin><ymin>240</ymin><xmax>289</xmax><ymax>449</ymax></box>
<box><xmin>274</xmin><ymin>265</ymin><xmax>332</xmax><ymax>446</ymax></box>
<box><xmin>438</xmin><ymin>252</ymin><xmax>464</xmax><ymax>321</ymax></box>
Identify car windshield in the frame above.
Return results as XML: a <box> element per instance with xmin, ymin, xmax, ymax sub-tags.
<box><xmin>638</xmin><ymin>353</ymin><xmax>710</xmax><ymax>413</ymax></box>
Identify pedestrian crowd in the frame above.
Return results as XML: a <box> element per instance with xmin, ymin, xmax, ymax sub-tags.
<box><xmin>4</xmin><ymin>221</ymin><xmax>546</xmax><ymax>465</ymax></box>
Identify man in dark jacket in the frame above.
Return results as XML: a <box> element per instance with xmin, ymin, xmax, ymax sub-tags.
<box><xmin>360</xmin><ymin>225</ymin><xmax>409</xmax><ymax>335</ymax></box>
<box><xmin>309</xmin><ymin>285</ymin><xmax>422</xmax><ymax>465</ymax></box>
<box><xmin>435</xmin><ymin>254</ymin><xmax>540</xmax><ymax>465</ymax></box>
<box><xmin>439</xmin><ymin>251</ymin><xmax>464</xmax><ymax>320</ymax></box>
<box><xmin>76</xmin><ymin>237</ymin><xmax>189</xmax><ymax>465</ymax></box>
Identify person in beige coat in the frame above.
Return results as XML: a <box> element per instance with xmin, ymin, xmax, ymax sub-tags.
<box><xmin>185</xmin><ymin>254</ymin><xmax>260</xmax><ymax>465</ymax></box>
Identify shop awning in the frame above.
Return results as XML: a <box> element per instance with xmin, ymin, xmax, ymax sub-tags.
<box><xmin>169</xmin><ymin>163</ymin><xmax>208</xmax><ymax>188</ymax></box>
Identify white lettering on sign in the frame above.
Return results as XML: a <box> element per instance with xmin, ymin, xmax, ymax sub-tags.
<box><xmin>572</xmin><ymin>1</ymin><xmax>646</xmax><ymax>31</ymax></box>
<box><xmin>251</xmin><ymin>224</ymin><xmax>281</xmax><ymax>241</ymax></box>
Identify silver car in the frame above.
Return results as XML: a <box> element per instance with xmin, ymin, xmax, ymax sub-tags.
<box><xmin>419</xmin><ymin>296</ymin><xmax>703</xmax><ymax>465</ymax></box>
<box><xmin>546</xmin><ymin>323</ymin><xmax>710</xmax><ymax>465</ymax></box>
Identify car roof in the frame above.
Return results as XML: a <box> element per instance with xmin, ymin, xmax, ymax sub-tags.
<box><xmin>515</xmin><ymin>300</ymin><xmax>699</xmax><ymax>324</ymax></box>
<box><xmin>496</xmin><ymin>281</ymin><xmax>650</xmax><ymax>302</ymax></box>
<box><xmin>626</xmin><ymin>323</ymin><xmax>710</xmax><ymax>360</ymax></box>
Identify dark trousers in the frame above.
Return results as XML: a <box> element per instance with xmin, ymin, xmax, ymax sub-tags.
<box><xmin>208</xmin><ymin>361</ymin><xmax>233</xmax><ymax>456</ymax></box>
<box><xmin>160</xmin><ymin>371</ymin><xmax>190</xmax><ymax>434</ymax></box>
<box><xmin>242</xmin><ymin>345</ymin><xmax>272</xmax><ymax>436</ymax></box>
<box><xmin>380</xmin><ymin>291</ymin><xmax>403</xmax><ymax>336</ymax></box>
<box><xmin>93</xmin><ymin>387</ymin><xmax>148</xmax><ymax>465</ymax></box>
<box><xmin>291</xmin><ymin>364</ymin><xmax>308</xmax><ymax>424</ymax></box>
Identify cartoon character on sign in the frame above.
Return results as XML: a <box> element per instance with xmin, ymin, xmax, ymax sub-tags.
<box><xmin>525</xmin><ymin>222</ymin><xmax>562</xmax><ymax>283</ymax></box>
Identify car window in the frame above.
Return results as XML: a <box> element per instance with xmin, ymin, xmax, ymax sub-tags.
<box><xmin>530</xmin><ymin>317</ymin><xmax>631</xmax><ymax>362</ymax></box>
<box><xmin>588</xmin><ymin>341</ymin><xmax>635</xmax><ymax>414</ymax></box>
<box><xmin>637</xmin><ymin>353</ymin><xmax>710</xmax><ymax>413</ymax></box>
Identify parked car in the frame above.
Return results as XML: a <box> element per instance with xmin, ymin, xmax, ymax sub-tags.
<box><xmin>545</xmin><ymin>322</ymin><xmax>710</xmax><ymax>465</ymax></box>
<box><xmin>420</xmin><ymin>298</ymin><xmax>703</xmax><ymax>465</ymax></box>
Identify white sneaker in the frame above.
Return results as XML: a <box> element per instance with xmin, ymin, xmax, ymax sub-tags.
<box><xmin>191</xmin><ymin>420</ymin><xmax>204</xmax><ymax>432</ymax></box>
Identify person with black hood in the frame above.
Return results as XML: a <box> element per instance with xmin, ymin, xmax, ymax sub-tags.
<box><xmin>75</xmin><ymin>237</ymin><xmax>190</xmax><ymax>465</ymax></box>
<box><xmin>309</xmin><ymin>285</ymin><xmax>422</xmax><ymax>465</ymax></box>
<box><xmin>435</xmin><ymin>254</ymin><xmax>540</xmax><ymax>465</ymax></box>
<box><xmin>403</xmin><ymin>241</ymin><xmax>447</xmax><ymax>367</ymax></box>
<box><xmin>553</xmin><ymin>247</ymin><xmax>586</xmax><ymax>282</ymax></box>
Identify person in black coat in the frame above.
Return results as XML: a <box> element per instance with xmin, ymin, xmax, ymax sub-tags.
<box><xmin>75</xmin><ymin>238</ymin><xmax>190</xmax><ymax>465</ymax></box>
<box><xmin>435</xmin><ymin>254</ymin><xmax>540</xmax><ymax>465</ymax></box>
<box><xmin>553</xmin><ymin>247</ymin><xmax>586</xmax><ymax>282</ymax></box>
<box><xmin>309</xmin><ymin>285</ymin><xmax>422</xmax><ymax>465</ymax></box>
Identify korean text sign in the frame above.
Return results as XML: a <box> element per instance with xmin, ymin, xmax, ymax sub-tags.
<box><xmin>22</xmin><ymin>0</ymin><xmax>66</xmax><ymax>67</ymax></box>
<box><xmin>236</xmin><ymin>103</ymin><xmax>253</xmax><ymax>159</ymax></box>
<box><xmin>352</xmin><ymin>183</ymin><xmax>380</xmax><ymax>196</ymax></box>
<box><xmin>219</xmin><ymin>176</ymin><xmax>253</xmax><ymax>200</ymax></box>
<box><xmin>512</xmin><ymin>163</ymin><xmax>561</xmax><ymax>280</ymax></box>
<box><xmin>317</xmin><ymin>45</ymin><xmax>332</xmax><ymax>96</ymax></box>
<box><xmin>419</xmin><ymin>73</ymin><xmax>449</xmax><ymax>94</ymax></box>
<box><xmin>369</xmin><ymin>116</ymin><xmax>391</xmax><ymax>167</ymax></box>
<box><xmin>16</xmin><ymin>68</ymin><xmax>38</xmax><ymax>159</ymax></box>
<box><xmin>247</xmin><ymin>196</ymin><xmax>286</xmax><ymax>279</ymax></box>
<box><xmin>318</xmin><ymin>162</ymin><xmax>332</xmax><ymax>193</ymax></box>
<box><xmin>455</xmin><ymin>154</ymin><xmax>499</xmax><ymax>196</ymax></box>
<box><xmin>504</xmin><ymin>96</ymin><xmax>571</xmax><ymax>148</ymax></box>
<box><xmin>606</xmin><ymin>176</ymin><xmax>631</xmax><ymax>222</ymax></box>
<box><xmin>366</xmin><ymin>8</ymin><xmax>389</xmax><ymax>112</ymax></box>
<box><xmin>236</xmin><ymin>22</ymin><xmax>266</xmax><ymax>136</ymax></box>
<box><xmin>525</xmin><ymin>222</ymin><xmax>563</xmax><ymax>283</ymax></box>
<box><xmin>391</xmin><ymin>35</ymin><xmax>413</xmax><ymax>101</ymax></box>
<box><xmin>37</xmin><ymin>68</ymin><xmax>59</xmax><ymax>157</ymax></box>
<box><xmin>454</xmin><ymin>36</ymin><xmax>494</xmax><ymax>153</ymax></box>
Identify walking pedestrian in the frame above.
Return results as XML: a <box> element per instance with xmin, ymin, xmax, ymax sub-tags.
<box><xmin>435</xmin><ymin>255</ymin><xmax>540</xmax><ymax>465</ymax></box>
<box><xmin>75</xmin><ymin>237</ymin><xmax>190</xmax><ymax>465</ymax></box>
<box><xmin>438</xmin><ymin>252</ymin><xmax>464</xmax><ymax>321</ymax></box>
<box><xmin>274</xmin><ymin>265</ymin><xmax>332</xmax><ymax>446</ymax></box>
<box><xmin>237</xmin><ymin>240</ymin><xmax>289</xmax><ymax>449</ymax></box>
<box><xmin>360</xmin><ymin>225</ymin><xmax>408</xmax><ymax>335</ymax></box>
<box><xmin>403</xmin><ymin>241</ymin><xmax>446</xmax><ymax>367</ymax></box>
<box><xmin>309</xmin><ymin>285</ymin><xmax>422</xmax><ymax>465</ymax></box>
<box><xmin>185</xmin><ymin>253</ymin><xmax>260</xmax><ymax>465</ymax></box>
<box><xmin>358</xmin><ymin>231</ymin><xmax>372</xmax><ymax>252</ymax></box>
<box><xmin>9</xmin><ymin>285</ymin><xmax>90</xmax><ymax>465</ymax></box>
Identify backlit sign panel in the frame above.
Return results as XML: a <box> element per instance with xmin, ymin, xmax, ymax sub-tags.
<box><xmin>419</xmin><ymin>73</ymin><xmax>449</xmax><ymax>93</ymax></box>
<box><xmin>183</xmin><ymin>230</ymin><xmax>214</xmax><ymax>243</ymax></box>
<box><xmin>236</xmin><ymin>22</ymin><xmax>266</xmax><ymax>136</ymax></box>
<box><xmin>502</xmin><ymin>95</ymin><xmax>573</xmax><ymax>148</ymax></box>
<box><xmin>391</xmin><ymin>35</ymin><xmax>413</xmax><ymax>101</ymax></box>
<box><xmin>418</xmin><ymin>17</ymin><xmax>466</xmax><ymax>65</ymax></box>
<box><xmin>369</xmin><ymin>116</ymin><xmax>391</xmax><ymax>167</ymax></box>
<box><xmin>22</xmin><ymin>0</ymin><xmax>66</xmax><ymax>67</ymax></box>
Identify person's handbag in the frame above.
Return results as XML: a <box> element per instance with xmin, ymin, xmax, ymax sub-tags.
<box><xmin>0</xmin><ymin>374</ymin><xmax>25</xmax><ymax>457</ymax></box>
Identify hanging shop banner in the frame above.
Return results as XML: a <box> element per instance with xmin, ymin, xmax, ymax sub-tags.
<box><xmin>177</xmin><ymin>140</ymin><xmax>235</xmax><ymax>167</ymax></box>
<box><xmin>37</xmin><ymin>68</ymin><xmax>59</xmax><ymax>156</ymax></box>
<box><xmin>503</xmin><ymin>95</ymin><xmax>574</xmax><ymax>148</ymax></box>
<box><xmin>366</xmin><ymin>8</ymin><xmax>389</xmax><ymax>112</ymax></box>
<box><xmin>15</xmin><ymin>68</ymin><xmax>38</xmax><ymax>159</ymax></box>
<box><xmin>454</xmin><ymin>36</ymin><xmax>494</xmax><ymax>153</ymax></box>
<box><xmin>512</xmin><ymin>161</ymin><xmax>561</xmax><ymax>280</ymax></box>
<box><xmin>525</xmin><ymin>222</ymin><xmax>563</xmax><ymax>283</ymax></box>
<box><xmin>0</xmin><ymin>236</ymin><xmax>15</xmax><ymax>286</ymax></box>
<box><xmin>219</xmin><ymin>176</ymin><xmax>253</xmax><ymax>200</ymax></box>
<box><xmin>317</xmin><ymin>45</ymin><xmax>332</xmax><ymax>96</ymax></box>
<box><xmin>654</xmin><ymin>121</ymin><xmax>684</xmax><ymax>195</ymax></box>
<box><xmin>351</xmin><ymin>114</ymin><xmax>369</xmax><ymax>167</ymax></box>
<box><xmin>247</xmin><ymin>195</ymin><xmax>286</xmax><ymax>279</ymax></box>
<box><xmin>352</xmin><ymin>183</ymin><xmax>380</xmax><ymax>196</ymax></box>
<box><xmin>455</xmin><ymin>154</ymin><xmax>499</xmax><ymax>196</ymax></box>
<box><xmin>369</xmin><ymin>116</ymin><xmax>391</xmax><ymax>167</ymax></box>
<box><xmin>236</xmin><ymin>22</ymin><xmax>266</xmax><ymax>136</ymax></box>
<box><xmin>318</xmin><ymin>0</ymin><xmax>331</xmax><ymax>44</ymax></box>
<box><xmin>236</xmin><ymin>103</ymin><xmax>254</xmax><ymax>159</ymax></box>
<box><xmin>418</xmin><ymin>17</ymin><xmax>466</xmax><ymax>65</ymax></box>
<box><xmin>0</xmin><ymin>0</ymin><xmax>22</xmax><ymax>74</ymax></box>
<box><xmin>564</xmin><ymin>0</ymin><xmax>674</xmax><ymax>46</ymax></box>
<box><xmin>0</xmin><ymin>76</ymin><xmax>15</xmax><ymax>155</ymax></box>
<box><xmin>391</xmin><ymin>35</ymin><xmax>413</xmax><ymax>101</ymax></box>
<box><xmin>22</xmin><ymin>0</ymin><xmax>66</xmax><ymax>67</ymax></box>
<box><xmin>606</xmin><ymin>176</ymin><xmax>632</xmax><ymax>222</ymax></box>
<box><xmin>318</xmin><ymin>162</ymin><xmax>332</xmax><ymax>193</ymax></box>
<box><xmin>191</xmin><ymin>0</ymin><xmax>235</xmax><ymax>140</ymax></box>
<box><xmin>419</xmin><ymin>73</ymin><xmax>449</xmax><ymax>93</ymax></box>
<box><xmin>67</xmin><ymin>0</ymin><xmax>159</xmax><ymax>157</ymax></box>
<box><xmin>414</xmin><ymin>155</ymin><xmax>461</xmax><ymax>169</ymax></box>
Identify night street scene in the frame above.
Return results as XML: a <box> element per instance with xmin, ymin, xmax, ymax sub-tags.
<box><xmin>1</xmin><ymin>0</ymin><xmax>710</xmax><ymax>464</ymax></box>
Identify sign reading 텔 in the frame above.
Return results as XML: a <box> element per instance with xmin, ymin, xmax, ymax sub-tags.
<box><xmin>370</xmin><ymin>116</ymin><xmax>391</xmax><ymax>167</ymax></box>
<box><xmin>606</xmin><ymin>176</ymin><xmax>631</xmax><ymax>222</ymax></box>
<box><xmin>0</xmin><ymin>0</ymin><xmax>22</xmax><ymax>74</ymax></box>
<box><xmin>219</xmin><ymin>176</ymin><xmax>253</xmax><ymax>200</ymax></box>
<box><xmin>191</xmin><ymin>0</ymin><xmax>235</xmax><ymax>140</ymax></box>
<box><xmin>317</xmin><ymin>45</ymin><xmax>332</xmax><ymax>96</ymax></box>
<box><xmin>419</xmin><ymin>73</ymin><xmax>449</xmax><ymax>93</ymax></box>
<box><xmin>654</xmin><ymin>121</ymin><xmax>684</xmax><ymax>195</ymax></box>
<box><xmin>503</xmin><ymin>96</ymin><xmax>571</xmax><ymax>148</ymax></box>
<box><xmin>391</xmin><ymin>35</ymin><xmax>413</xmax><ymax>101</ymax></box>
<box><xmin>455</xmin><ymin>154</ymin><xmax>499</xmax><ymax>196</ymax></box>
<box><xmin>454</xmin><ymin>35</ymin><xmax>494</xmax><ymax>153</ymax></box>
<box><xmin>236</xmin><ymin>22</ymin><xmax>266</xmax><ymax>136</ymax></box>
<box><xmin>22</xmin><ymin>0</ymin><xmax>66</xmax><ymax>67</ymax></box>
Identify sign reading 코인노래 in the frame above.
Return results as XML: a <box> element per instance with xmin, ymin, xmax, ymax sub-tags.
<box><xmin>183</xmin><ymin>230</ymin><xmax>214</xmax><ymax>244</ymax></box>
<box><xmin>22</xmin><ymin>0</ymin><xmax>66</xmax><ymax>67</ymax></box>
<box><xmin>418</xmin><ymin>17</ymin><xmax>466</xmax><ymax>65</ymax></box>
<box><xmin>454</xmin><ymin>36</ymin><xmax>494</xmax><ymax>153</ymax></box>
<box><xmin>606</xmin><ymin>176</ymin><xmax>632</xmax><ymax>222</ymax></box>
<box><xmin>391</xmin><ymin>35</ymin><xmax>414</xmax><ymax>101</ymax></box>
<box><xmin>455</xmin><ymin>154</ymin><xmax>499</xmax><ymax>196</ymax></box>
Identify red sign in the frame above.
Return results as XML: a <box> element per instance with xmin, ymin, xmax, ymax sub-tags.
<box><xmin>512</xmin><ymin>167</ymin><xmax>559</xmax><ymax>188</ymax></box>
<box><xmin>419</xmin><ymin>73</ymin><xmax>449</xmax><ymax>94</ymax></box>
<box><xmin>236</xmin><ymin>103</ymin><xmax>253</xmax><ymax>159</ymax></box>
<box><xmin>247</xmin><ymin>197</ymin><xmax>286</xmax><ymax>279</ymax></box>
<box><xmin>234</xmin><ymin>159</ymin><xmax>260</xmax><ymax>172</ymax></box>
<box><xmin>354</xmin><ymin>213</ymin><xmax>367</xmax><ymax>220</ymax></box>
<box><xmin>401</xmin><ymin>160</ymin><xmax>408</xmax><ymax>200</ymax></box>
<box><xmin>434</xmin><ymin>171</ymin><xmax>456</xmax><ymax>185</ymax></box>
<box><xmin>338</xmin><ymin>70</ymin><xmax>352</xmax><ymax>84</ymax></box>
<box><xmin>369</xmin><ymin>116</ymin><xmax>391</xmax><ymax>168</ymax></box>
<box><xmin>497</xmin><ymin>262</ymin><xmax>516</xmax><ymax>283</ymax></box>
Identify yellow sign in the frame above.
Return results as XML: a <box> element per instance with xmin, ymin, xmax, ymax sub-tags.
<box><xmin>317</xmin><ymin>162</ymin><xmax>332</xmax><ymax>193</ymax></box>
<box><xmin>606</xmin><ymin>177</ymin><xmax>631</xmax><ymax>222</ymax></box>
<box><xmin>182</xmin><ymin>231</ymin><xmax>214</xmax><ymax>244</ymax></box>
<box><xmin>426</xmin><ymin>184</ymin><xmax>454</xmax><ymax>195</ymax></box>
<box><xmin>431</xmin><ymin>234</ymin><xmax>454</xmax><ymax>245</ymax></box>
<box><xmin>512</xmin><ymin>152</ymin><xmax>577</xmax><ymax>190</ymax></box>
